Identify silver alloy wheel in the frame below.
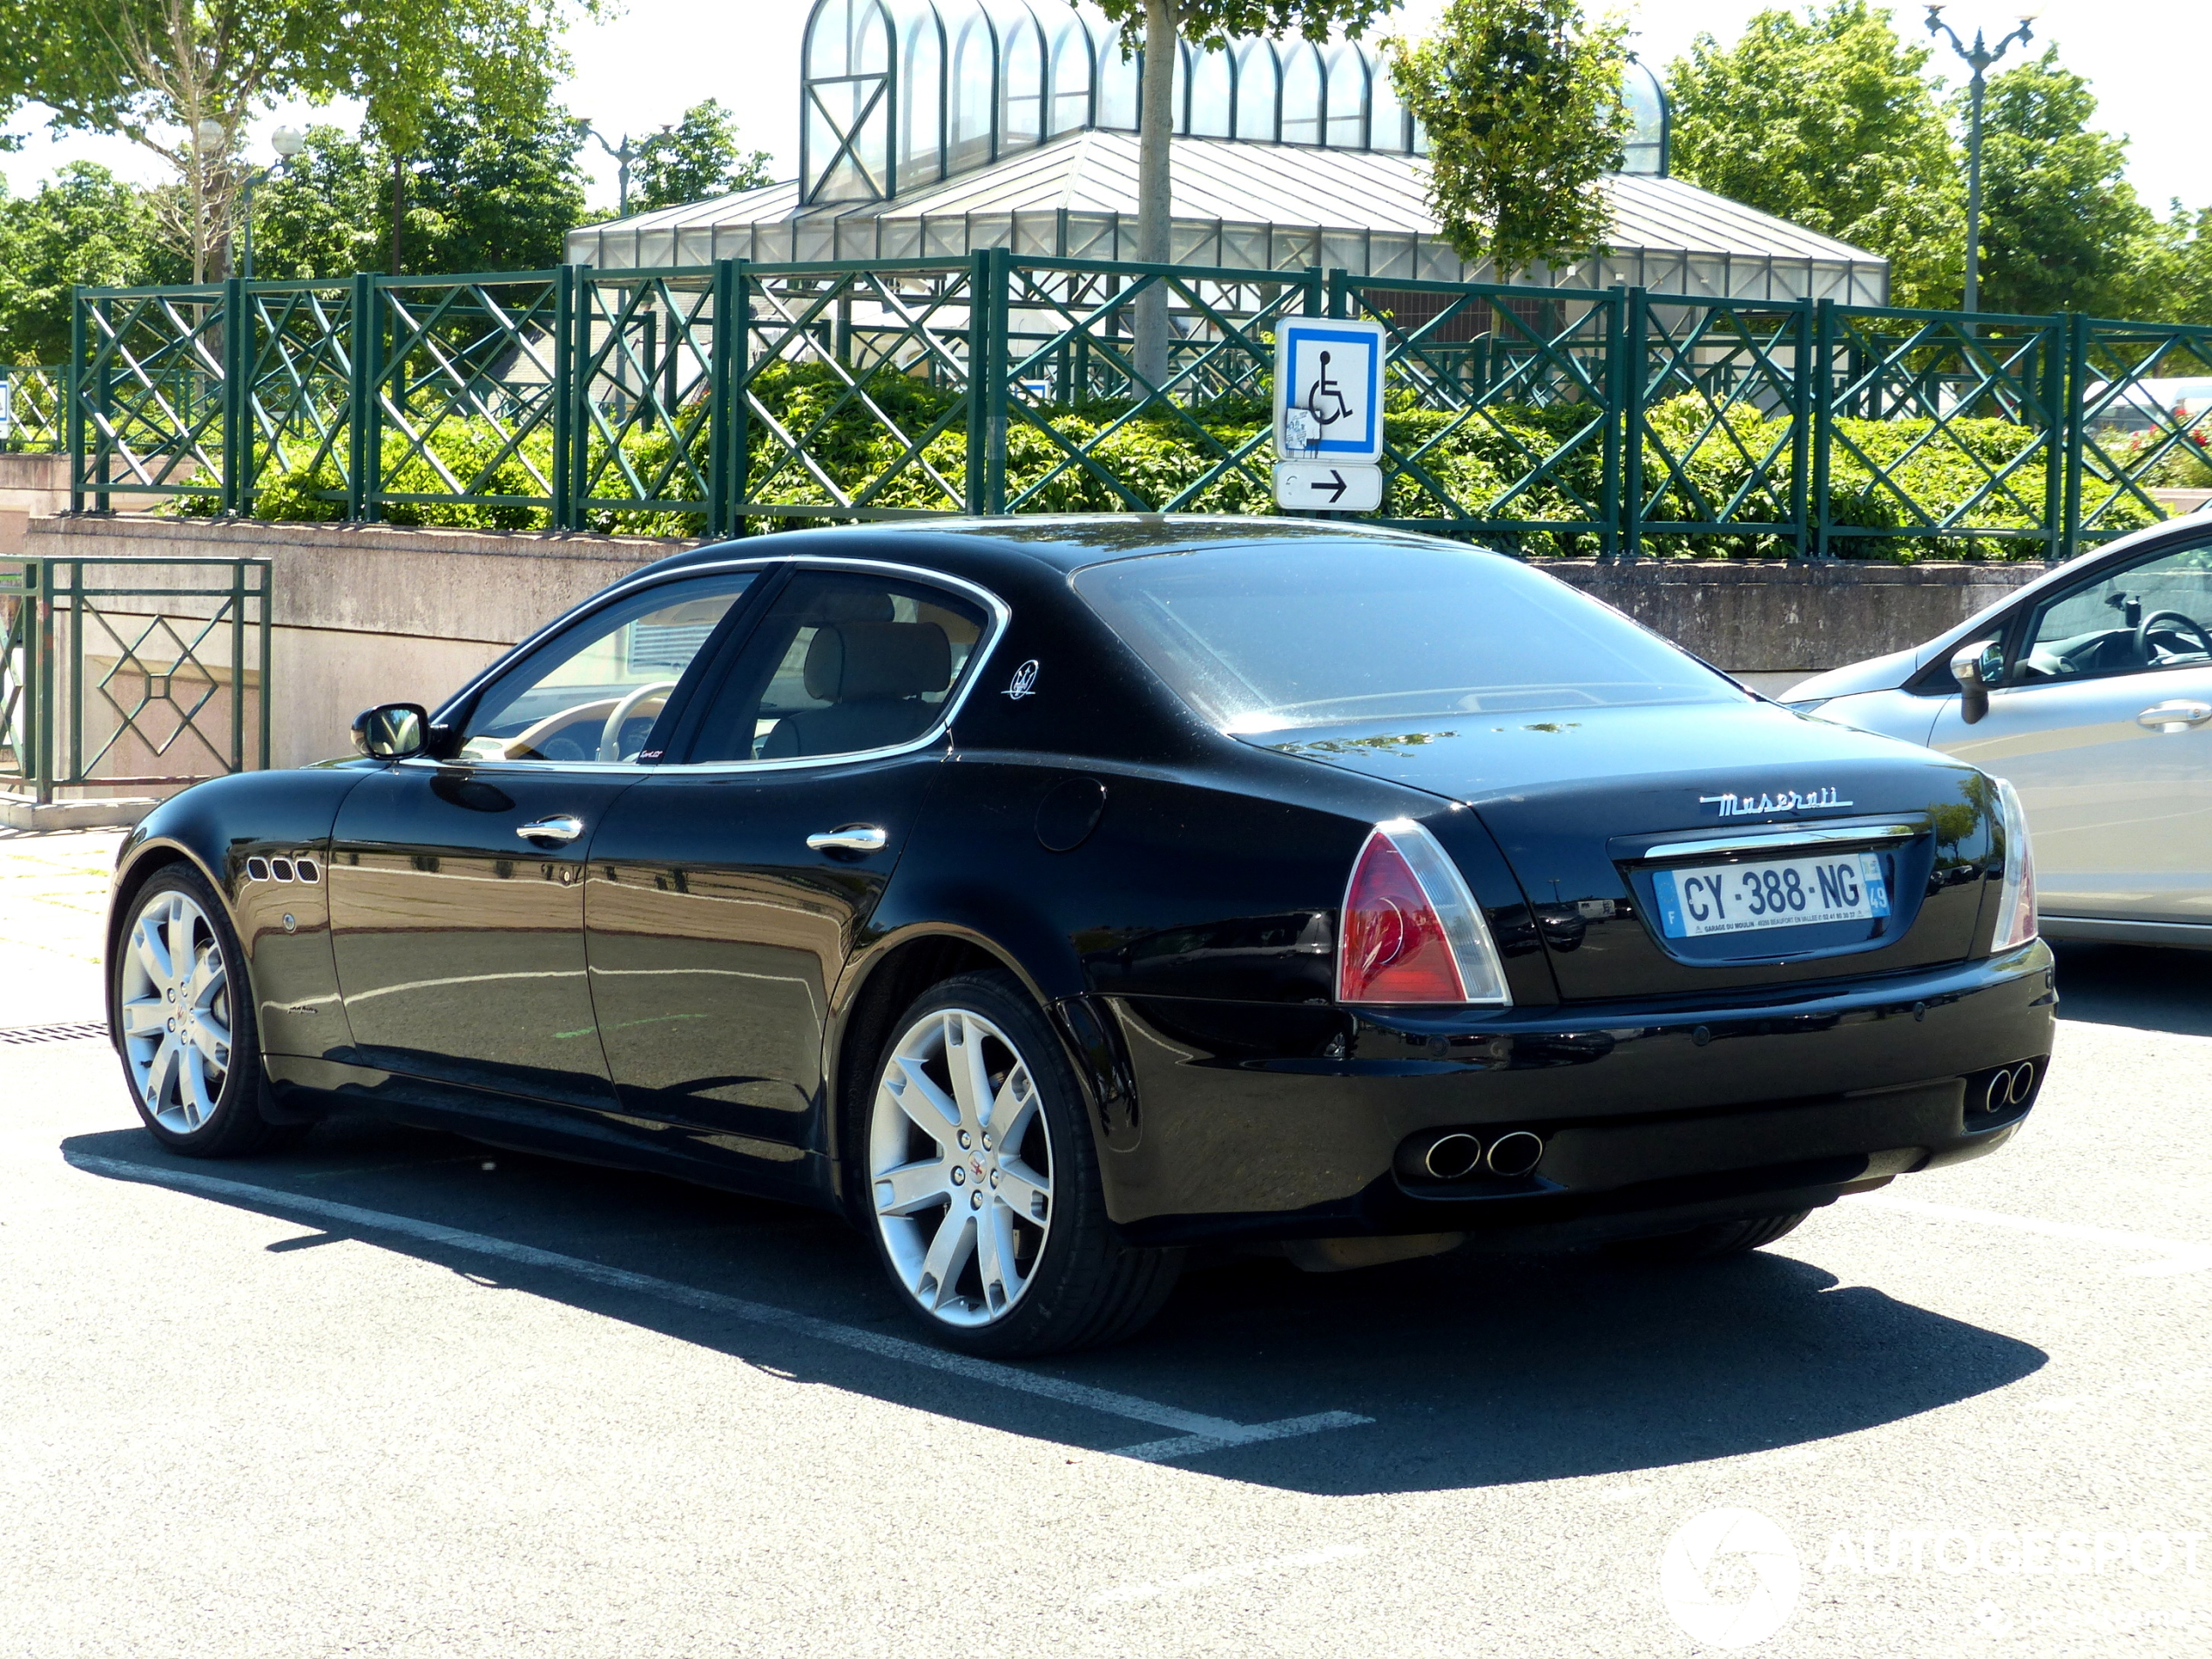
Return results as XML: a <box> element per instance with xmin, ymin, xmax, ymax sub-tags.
<box><xmin>119</xmin><ymin>889</ymin><xmax>234</xmax><ymax>1135</ymax></box>
<box><xmin>868</xmin><ymin>1007</ymin><xmax>1054</xmax><ymax>1327</ymax></box>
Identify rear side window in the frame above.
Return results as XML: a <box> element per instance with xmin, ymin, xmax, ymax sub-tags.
<box><xmin>683</xmin><ymin>570</ymin><xmax>989</xmax><ymax>763</ymax></box>
<box><xmin>1072</xmin><ymin>540</ymin><xmax>1738</xmax><ymax>735</ymax></box>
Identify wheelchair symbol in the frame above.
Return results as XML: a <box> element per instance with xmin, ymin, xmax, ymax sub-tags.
<box><xmin>1305</xmin><ymin>349</ymin><xmax>1356</xmax><ymax>428</ymax></box>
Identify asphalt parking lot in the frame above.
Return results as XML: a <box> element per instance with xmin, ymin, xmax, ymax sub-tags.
<box><xmin>3</xmin><ymin>828</ymin><xmax>2209</xmax><ymax>1656</ymax></box>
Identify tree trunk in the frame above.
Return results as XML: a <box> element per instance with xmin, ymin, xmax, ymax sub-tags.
<box><xmin>1132</xmin><ymin>0</ymin><xmax>1177</xmax><ymax>399</ymax></box>
<box><xmin>390</xmin><ymin>154</ymin><xmax>407</xmax><ymax>277</ymax></box>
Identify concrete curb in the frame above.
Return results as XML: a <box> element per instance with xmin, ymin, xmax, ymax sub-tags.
<box><xmin>0</xmin><ymin>793</ymin><xmax>158</xmax><ymax>831</ymax></box>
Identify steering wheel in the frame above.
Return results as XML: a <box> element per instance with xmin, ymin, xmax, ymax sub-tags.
<box><xmin>597</xmin><ymin>679</ymin><xmax>678</xmax><ymax>762</ymax></box>
<box><xmin>2134</xmin><ymin>610</ymin><xmax>2212</xmax><ymax>665</ymax></box>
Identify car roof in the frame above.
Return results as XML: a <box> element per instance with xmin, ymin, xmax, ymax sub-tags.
<box><xmin>629</xmin><ymin>515</ymin><xmax>1478</xmax><ymax>586</ymax></box>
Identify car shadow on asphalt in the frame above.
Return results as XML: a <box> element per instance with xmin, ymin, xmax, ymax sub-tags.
<box><xmin>63</xmin><ymin>1116</ymin><xmax>2046</xmax><ymax>1498</ymax></box>
<box><xmin>2053</xmin><ymin>941</ymin><xmax>2212</xmax><ymax>1038</ymax></box>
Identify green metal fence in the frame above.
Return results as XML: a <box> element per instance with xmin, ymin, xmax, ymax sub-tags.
<box><xmin>1</xmin><ymin>365</ymin><xmax>64</xmax><ymax>452</ymax></box>
<box><xmin>0</xmin><ymin>556</ymin><xmax>271</xmax><ymax>804</ymax></box>
<box><xmin>67</xmin><ymin>257</ymin><xmax>2212</xmax><ymax>557</ymax></box>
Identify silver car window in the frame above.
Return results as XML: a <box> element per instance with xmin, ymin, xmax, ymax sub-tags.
<box><xmin>2016</xmin><ymin>541</ymin><xmax>2212</xmax><ymax>686</ymax></box>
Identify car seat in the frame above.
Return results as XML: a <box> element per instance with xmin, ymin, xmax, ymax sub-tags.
<box><xmin>758</xmin><ymin>620</ymin><xmax>952</xmax><ymax>758</ymax></box>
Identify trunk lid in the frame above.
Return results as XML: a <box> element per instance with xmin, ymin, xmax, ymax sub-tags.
<box><xmin>1258</xmin><ymin>701</ymin><xmax>1997</xmax><ymax>1000</ymax></box>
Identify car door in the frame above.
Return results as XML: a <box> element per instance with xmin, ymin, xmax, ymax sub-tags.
<box><xmin>327</xmin><ymin>566</ymin><xmax>765</xmax><ymax>1112</ymax></box>
<box><xmin>1929</xmin><ymin>535</ymin><xmax>2212</xmax><ymax>922</ymax></box>
<box><xmin>582</xmin><ymin>563</ymin><xmax>1001</xmax><ymax>1187</ymax></box>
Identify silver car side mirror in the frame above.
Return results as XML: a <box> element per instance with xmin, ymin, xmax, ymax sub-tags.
<box><xmin>1951</xmin><ymin>641</ymin><xmax>2003</xmax><ymax>725</ymax></box>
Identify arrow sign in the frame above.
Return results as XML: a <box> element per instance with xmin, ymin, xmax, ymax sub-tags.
<box><xmin>1273</xmin><ymin>461</ymin><xmax>1382</xmax><ymax>512</ymax></box>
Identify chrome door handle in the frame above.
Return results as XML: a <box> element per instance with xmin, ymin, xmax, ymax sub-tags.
<box><xmin>516</xmin><ymin>814</ymin><xmax>585</xmax><ymax>845</ymax></box>
<box><xmin>806</xmin><ymin>826</ymin><xmax>888</xmax><ymax>854</ymax></box>
<box><xmin>2136</xmin><ymin>702</ymin><xmax>2212</xmax><ymax>732</ymax></box>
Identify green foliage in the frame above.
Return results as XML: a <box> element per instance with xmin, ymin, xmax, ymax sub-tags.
<box><xmin>1966</xmin><ymin>50</ymin><xmax>2158</xmax><ymax>320</ymax></box>
<box><xmin>246</xmin><ymin>127</ymin><xmax>385</xmax><ymax>280</ymax></box>
<box><xmin>1386</xmin><ymin>0</ymin><xmax>1632</xmax><ymax>275</ymax></box>
<box><xmin>1089</xmin><ymin>0</ymin><xmax>1398</xmax><ymax>51</ymax></box>
<box><xmin>0</xmin><ymin>164</ymin><xmax>183</xmax><ymax>364</ymax></box>
<box><xmin>633</xmin><ymin>101</ymin><xmax>774</xmax><ymax>212</ymax></box>
<box><xmin>211</xmin><ymin>361</ymin><xmax>2160</xmax><ymax>557</ymax></box>
<box><xmin>1668</xmin><ymin>2</ymin><xmax>1960</xmax><ymax>308</ymax></box>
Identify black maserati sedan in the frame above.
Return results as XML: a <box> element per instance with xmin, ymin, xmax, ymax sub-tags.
<box><xmin>106</xmin><ymin>518</ymin><xmax>2054</xmax><ymax>1355</ymax></box>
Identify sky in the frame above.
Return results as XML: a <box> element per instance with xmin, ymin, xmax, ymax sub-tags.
<box><xmin>3</xmin><ymin>1</ymin><xmax>2208</xmax><ymax>219</ymax></box>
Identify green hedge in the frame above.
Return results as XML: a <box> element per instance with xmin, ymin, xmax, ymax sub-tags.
<box><xmin>182</xmin><ymin>361</ymin><xmax>2164</xmax><ymax>557</ymax></box>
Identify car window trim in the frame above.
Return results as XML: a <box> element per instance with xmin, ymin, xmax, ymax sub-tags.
<box><xmin>658</xmin><ymin>556</ymin><xmax>1013</xmax><ymax>774</ymax></box>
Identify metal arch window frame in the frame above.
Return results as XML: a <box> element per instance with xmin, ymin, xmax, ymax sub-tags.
<box><xmin>420</xmin><ymin>554</ymin><xmax>1015</xmax><ymax>779</ymax></box>
<box><xmin>993</xmin><ymin>0</ymin><xmax>1053</xmax><ymax>154</ymax></box>
<box><xmin>801</xmin><ymin>0</ymin><xmax>900</xmax><ymax>206</ymax></box>
<box><xmin>1230</xmin><ymin>37</ymin><xmax>1280</xmax><ymax>145</ymax></box>
<box><xmin>1042</xmin><ymin>1</ymin><xmax>1098</xmax><ymax>138</ymax></box>
<box><xmin>1319</xmin><ymin>40</ymin><xmax>1370</xmax><ymax>151</ymax></box>
<box><xmin>898</xmin><ymin>0</ymin><xmax>953</xmax><ymax>192</ymax></box>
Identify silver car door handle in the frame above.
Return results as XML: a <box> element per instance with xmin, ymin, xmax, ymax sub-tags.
<box><xmin>2136</xmin><ymin>702</ymin><xmax>2212</xmax><ymax>732</ymax></box>
<box><xmin>806</xmin><ymin>826</ymin><xmax>889</xmax><ymax>854</ymax></box>
<box><xmin>516</xmin><ymin>814</ymin><xmax>585</xmax><ymax>845</ymax></box>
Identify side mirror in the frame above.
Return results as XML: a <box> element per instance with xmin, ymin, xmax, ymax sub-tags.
<box><xmin>1950</xmin><ymin>641</ymin><xmax>2003</xmax><ymax>726</ymax></box>
<box><xmin>352</xmin><ymin>702</ymin><xmax>428</xmax><ymax>759</ymax></box>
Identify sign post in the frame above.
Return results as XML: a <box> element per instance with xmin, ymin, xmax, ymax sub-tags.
<box><xmin>1272</xmin><ymin>316</ymin><xmax>1386</xmax><ymax>513</ymax></box>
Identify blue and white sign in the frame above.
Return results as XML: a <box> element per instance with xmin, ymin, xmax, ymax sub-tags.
<box><xmin>1275</xmin><ymin>317</ymin><xmax>1386</xmax><ymax>463</ymax></box>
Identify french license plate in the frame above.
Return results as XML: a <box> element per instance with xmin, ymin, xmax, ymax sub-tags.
<box><xmin>1653</xmin><ymin>852</ymin><xmax>1891</xmax><ymax>940</ymax></box>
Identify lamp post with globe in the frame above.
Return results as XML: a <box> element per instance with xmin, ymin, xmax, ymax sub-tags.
<box><xmin>238</xmin><ymin>125</ymin><xmax>308</xmax><ymax>280</ymax></box>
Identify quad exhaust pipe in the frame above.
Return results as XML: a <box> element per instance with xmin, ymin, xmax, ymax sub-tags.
<box><xmin>1978</xmin><ymin>1060</ymin><xmax>2040</xmax><ymax>1114</ymax></box>
<box><xmin>1411</xmin><ymin>1128</ymin><xmax>1546</xmax><ymax>1182</ymax></box>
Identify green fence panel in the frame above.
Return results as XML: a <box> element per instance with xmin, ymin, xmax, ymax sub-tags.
<box><xmin>730</xmin><ymin>258</ymin><xmax>981</xmax><ymax>528</ymax></box>
<box><xmin>0</xmin><ymin>555</ymin><xmax>270</xmax><ymax>804</ymax></box>
<box><xmin>1818</xmin><ymin>306</ymin><xmax>2069</xmax><ymax>560</ymax></box>
<box><xmin>62</xmin><ymin>260</ymin><xmax>2212</xmax><ymax>559</ymax></box>
<box><xmin>72</xmin><ymin>284</ymin><xmax>230</xmax><ymax>512</ymax></box>
<box><xmin>1338</xmin><ymin>272</ymin><xmax>1621</xmax><ymax>553</ymax></box>
<box><xmin>0</xmin><ymin>366</ymin><xmax>64</xmax><ymax>453</ymax></box>
<box><xmin>2073</xmin><ymin>315</ymin><xmax>2212</xmax><ymax>542</ymax></box>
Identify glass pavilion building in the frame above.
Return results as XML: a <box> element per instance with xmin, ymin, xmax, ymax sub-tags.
<box><xmin>566</xmin><ymin>0</ymin><xmax>1887</xmax><ymax>304</ymax></box>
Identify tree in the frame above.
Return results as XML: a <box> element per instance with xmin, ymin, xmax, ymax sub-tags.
<box><xmin>0</xmin><ymin>164</ymin><xmax>179</xmax><ymax>363</ymax></box>
<box><xmin>1965</xmin><ymin>49</ymin><xmax>2156</xmax><ymax>319</ymax></box>
<box><xmin>1387</xmin><ymin>0</ymin><xmax>1631</xmax><ymax>277</ymax></box>
<box><xmin>250</xmin><ymin>100</ymin><xmax>587</xmax><ymax>280</ymax></box>
<box><xmin>1667</xmin><ymin>2</ymin><xmax>1960</xmax><ymax>307</ymax></box>
<box><xmin>1091</xmin><ymin>0</ymin><xmax>1399</xmax><ymax>390</ymax></box>
<box><xmin>0</xmin><ymin>0</ymin><xmax>592</xmax><ymax>281</ymax></box>
<box><xmin>633</xmin><ymin>100</ymin><xmax>774</xmax><ymax>212</ymax></box>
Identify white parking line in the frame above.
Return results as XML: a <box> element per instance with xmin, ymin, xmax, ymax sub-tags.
<box><xmin>1089</xmin><ymin>1544</ymin><xmax>1369</xmax><ymax>1606</ymax></box>
<box><xmin>1852</xmin><ymin>1192</ymin><xmax>2212</xmax><ymax>1276</ymax></box>
<box><xmin>64</xmin><ymin>1153</ymin><xmax>1373</xmax><ymax>1460</ymax></box>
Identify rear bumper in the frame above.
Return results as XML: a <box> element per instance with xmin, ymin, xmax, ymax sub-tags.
<box><xmin>1088</xmin><ymin>941</ymin><xmax>2055</xmax><ymax>1245</ymax></box>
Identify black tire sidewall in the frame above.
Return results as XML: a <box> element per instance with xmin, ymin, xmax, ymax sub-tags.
<box><xmin>852</xmin><ymin>969</ymin><xmax>1131</xmax><ymax>1357</ymax></box>
<box><xmin>114</xmin><ymin>865</ymin><xmax>267</xmax><ymax>1157</ymax></box>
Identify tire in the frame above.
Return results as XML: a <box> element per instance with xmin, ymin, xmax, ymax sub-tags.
<box><xmin>1605</xmin><ymin>1209</ymin><xmax>1811</xmax><ymax>1264</ymax></box>
<box><xmin>853</xmin><ymin>970</ymin><xmax>1182</xmax><ymax>1358</ymax></box>
<box><xmin>112</xmin><ymin>865</ymin><xmax>287</xmax><ymax>1158</ymax></box>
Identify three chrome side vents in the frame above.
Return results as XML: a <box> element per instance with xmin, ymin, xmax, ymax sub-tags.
<box><xmin>244</xmin><ymin>854</ymin><xmax>321</xmax><ymax>884</ymax></box>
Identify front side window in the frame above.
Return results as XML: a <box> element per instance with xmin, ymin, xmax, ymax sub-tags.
<box><xmin>685</xmin><ymin>570</ymin><xmax>989</xmax><ymax>763</ymax></box>
<box><xmin>1072</xmin><ymin>538</ymin><xmax>1740</xmax><ymax>738</ymax></box>
<box><xmin>2015</xmin><ymin>540</ymin><xmax>2212</xmax><ymax>686</ymax></box>
<box><xmin>455</xmin><ymin>571</ymin><xmax>757</xmax><ymax>763</ymax></box>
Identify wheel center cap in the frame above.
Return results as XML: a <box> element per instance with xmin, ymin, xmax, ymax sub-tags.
<box><xmin>971</xmin><ymin>1157</ymin><xmax>986</xmax><ymax>1183</ymax></box>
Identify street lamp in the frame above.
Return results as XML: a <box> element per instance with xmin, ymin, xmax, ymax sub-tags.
<box><xmin>237</xmin><ymin>125</ymin><xmax>307</xmax><ymax>281</ymax></box>
<box><xmin>1925</xmin><ymin>4</ymin><xmax>2039</xmax><ymax>314</ymax></box>
<box><xmin>585</xmin><ymin>124</ymin><xmax>671</xmax><ymax>217</ymax></box>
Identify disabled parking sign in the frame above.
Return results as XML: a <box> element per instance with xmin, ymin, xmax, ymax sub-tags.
<box><xmin>1275</xmin><ymin>317</ymin><xmax>1386</xmax><ymax>463</ymax></box>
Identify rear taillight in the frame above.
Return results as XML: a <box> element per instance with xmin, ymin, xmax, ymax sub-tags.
<box><xmin>1991</xmin><ymin>776</ymin><xmax>2038</xmax><ymax>951</ymax></box>
<box><xmin>1338</xmin><ymin>819</ymin><xmax>1512</xmax><ymax>1007</ymax></box>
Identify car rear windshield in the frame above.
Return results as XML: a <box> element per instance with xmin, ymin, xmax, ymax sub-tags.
<box><xmin>1072</xmin><ymin>539</ymin><xmax>1742</xmax><ymax>735</ymax></box>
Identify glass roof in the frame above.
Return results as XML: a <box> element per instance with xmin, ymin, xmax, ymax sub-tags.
<box><xmin>800</xmin><ymin>0</ymin><xmax>1674</xmax><ymax>207</ymax></box>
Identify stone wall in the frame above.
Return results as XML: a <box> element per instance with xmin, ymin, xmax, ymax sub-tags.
<box><xmin>22</xmin><ymin>512</ymin><xmax>2068</xmax><ymax>773</ymax></box>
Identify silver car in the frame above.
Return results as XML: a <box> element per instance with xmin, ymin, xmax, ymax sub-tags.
<box><xmin>1784</xmin><ymin>511</ymin><xmax>2212</xmax><ymax>949</ymax></box>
